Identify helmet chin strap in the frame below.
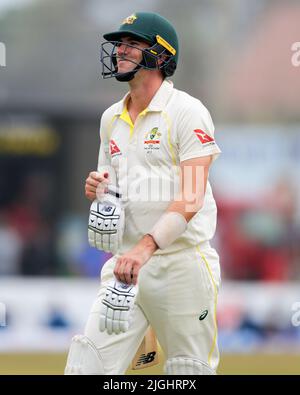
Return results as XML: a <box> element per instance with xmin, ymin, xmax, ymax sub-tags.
<box><xmin>115</xmin><ymin>64</ymin><xmax>142</xmax><ymax>82</ymax></box>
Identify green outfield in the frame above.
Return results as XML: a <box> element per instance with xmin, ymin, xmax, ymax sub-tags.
<box><xmin>0</xmin><ymin>352</ymin><xmax>300</xmax><ymax>375</ymax></box>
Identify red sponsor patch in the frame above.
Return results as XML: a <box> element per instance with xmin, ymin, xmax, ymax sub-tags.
<box><xmin>109</xmin><ymin>139</ymin><xmax>121</xmax><ymax>155</ymax></box>
<box><xmin>194</xmin><ymin>129</ymin><xmax>214</xmax><ymax>144</ymax></box>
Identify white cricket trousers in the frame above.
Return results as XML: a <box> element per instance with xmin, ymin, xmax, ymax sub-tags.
<box><xmin>83</xmin><ymin>243</ymin><xmax>221</xmax><ymax>374</ymax></box>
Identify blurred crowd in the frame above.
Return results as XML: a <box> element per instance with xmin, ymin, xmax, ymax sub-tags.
<box><xmin>0</xmin><ymin>171</ymin><xmax>110</xmax><ymax>277</ymax></box>
<box><xmin>216</xmin><ymin>179</ymin><xmax>300</xmax><ymax>281</ymax></box>
<box><xmin>0</xmin><ymin>172</ymin><xmax>56</xmax><ymax>276</ymax></box>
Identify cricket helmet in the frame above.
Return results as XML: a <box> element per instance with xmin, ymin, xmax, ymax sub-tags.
<box><xmin>100</xmin><ymin>12</ymin><xmax>179</xmax><ymax>81</ymax></box>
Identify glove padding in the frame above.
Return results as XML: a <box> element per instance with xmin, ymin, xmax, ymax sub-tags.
<box><xmin>88</xmin><ymin>185</ymin><xmax>124</xmax><ymax>254</ymax></box>
<box><xmin>99</xmin><ymin>278</ymin><xmax>138</xmax><ymax>335</ymax></box>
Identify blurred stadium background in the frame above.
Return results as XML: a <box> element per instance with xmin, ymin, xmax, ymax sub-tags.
<box><xmin>0</xmin><ymin>0</ymin><xmax>300</xmax><ymax>375</ymax></box>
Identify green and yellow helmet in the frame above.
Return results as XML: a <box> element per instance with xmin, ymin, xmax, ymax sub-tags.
<box><xmin>100</xmin><ymin>12</ymin><xmax>179</xmax><ymax>81</ymax></box>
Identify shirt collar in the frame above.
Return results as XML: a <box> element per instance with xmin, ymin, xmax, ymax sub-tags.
<box><xmin>148</xmin><ymin>79</ymin><xmax>174</xmax><ymax>111</ymax></box>
<box><xmin>114</xmin><ymin>79</ymin><xmax>174</xmax><ymax>115</ymax></box>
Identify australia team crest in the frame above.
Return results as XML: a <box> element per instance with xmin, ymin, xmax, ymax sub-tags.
<box><xmin>144</xmin><ymin>127</ymin><xmax>162</xmax><ymax>152</ymax></box>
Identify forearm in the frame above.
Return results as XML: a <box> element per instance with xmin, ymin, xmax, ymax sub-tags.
<box><xmin>167</xmin><ymin>155</ymin><xmax>211</xmax><ymax>220</ymax></box>
<box><xmin>131</xmin><ymin>234</ymin><xmax>159</xmax><ymax>259</ymax></box>
<box><xmin>132</xmin><ymin>200</ymin><xmax>198</xmax><ymax>255</ymax></box>
<box><xmin>166</xmin><ymin>198</ymin><xmax>203</xmax><ymax>223</ymax></box>
<box><xmin>146</xmin><ymin>156</ymin><xmax>210</xmax><ymax>250</ymax></box>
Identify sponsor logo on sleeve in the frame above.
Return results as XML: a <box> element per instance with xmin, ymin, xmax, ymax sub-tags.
<box><xmin>194</xmin><ymin>129</ymin><xmax>215</xmax><ymax>146</ymax></box>
<box><xmin>109</xmin><ymin>139</ymin><xmax>122</xmax><ymax>157</ymax></box>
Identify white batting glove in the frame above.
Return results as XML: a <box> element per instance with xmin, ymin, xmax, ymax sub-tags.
<box><xmin>88</xmin><ymin>185</ymin><xmax>124</xmax><ymax>254</ymax></box>
<box><xmin>99</xmin><ymin>279</ymin><xmax>138</xmax><ymax>335</ymax></box>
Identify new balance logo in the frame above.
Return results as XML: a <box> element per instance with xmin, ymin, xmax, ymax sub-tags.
<box><xmin>136</xmin><ymin>351</ymin><xmax>156</xmax><ymax>366</ymax></box>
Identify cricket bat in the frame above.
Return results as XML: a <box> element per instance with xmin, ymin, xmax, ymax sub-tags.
<box><xmin>131</xmin><ymin>326</ymin><xmax>159</xmax><ymax>370</ymax></box>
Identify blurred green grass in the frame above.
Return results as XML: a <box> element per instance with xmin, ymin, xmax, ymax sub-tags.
<box><xmin>0</xmin><ymin>352</ymin><xmax>300</xmax><ymax>375</ymax></box>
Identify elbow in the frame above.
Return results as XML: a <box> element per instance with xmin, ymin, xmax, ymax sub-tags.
<box><xmin>184</xmin><ymin>195</ymin><xmax>205</xmax><ymax>218</ymax></box>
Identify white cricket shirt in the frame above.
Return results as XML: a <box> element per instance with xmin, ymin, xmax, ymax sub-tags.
<box><xmin>97</xmin><ymin>80</ymin><xmax>221</xmax><ymax>254</ymax></box>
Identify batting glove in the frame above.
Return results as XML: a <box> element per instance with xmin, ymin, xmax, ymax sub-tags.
<box><xmin>88</xmin><ymin>185</ymin><xmax>124</xmax><ymax>254</ymax></box>
<box><xmin>99</xmin><ymin>278</ymin><xmax>138</xmax><ymax>335</ymax></box>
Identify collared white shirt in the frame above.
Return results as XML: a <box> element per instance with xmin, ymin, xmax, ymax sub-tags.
<box><xmin>97</xmin><ymin>80</ymin><xmax>221</xmax><ymax>254</ymax></box>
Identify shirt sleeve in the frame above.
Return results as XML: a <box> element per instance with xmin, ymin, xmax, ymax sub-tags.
<box><xmin>96</xmin><ymin>111</ymin><xmax>115</xmax><ymax>182</ymax></box>
<box><xmin>177</xmin><ymin>100</ymin><xmax>221</xmax><ymax>163</ymax></box>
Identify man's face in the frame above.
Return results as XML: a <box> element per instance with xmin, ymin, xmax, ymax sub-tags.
<box><xmin>116</xmin><ymin>36</ymin><xmax>150</xmax><ymax>73</ymax></box>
